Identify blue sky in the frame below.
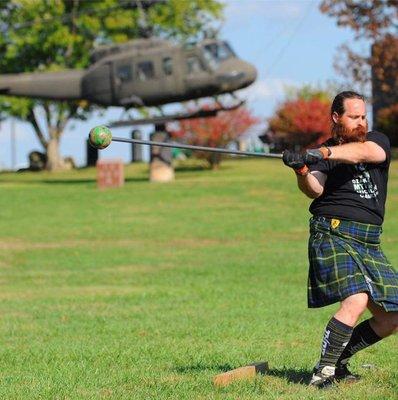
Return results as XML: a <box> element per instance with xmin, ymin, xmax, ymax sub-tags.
<box><xmin>0</xmin><ymin>0</ymin><xmax>369</xmax><ymax>170</ymax></box>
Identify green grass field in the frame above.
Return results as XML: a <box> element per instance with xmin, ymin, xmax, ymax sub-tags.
<box><xmin>0</xmin><ymin>158</ymin><xmax>397</xmax><ymax>399</ymax></box>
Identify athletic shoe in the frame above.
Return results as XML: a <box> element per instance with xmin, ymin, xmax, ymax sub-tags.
<box><xmin>335</xmin><ymin>362</ymin><xmax>361</xmax><ymax>383</ymax></box>
<box><xmin>309</xmin><ymin>365</ymin><xmax>335</xmax><ymax>389</ymax></box>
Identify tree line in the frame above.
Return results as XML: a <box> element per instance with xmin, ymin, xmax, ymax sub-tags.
<box><xmin>0</xmin><ymin>1</ymin><xmax>396</xmax><ymax>171</ymax></box>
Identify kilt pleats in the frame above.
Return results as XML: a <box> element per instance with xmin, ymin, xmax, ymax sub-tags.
<box><xmin>308</xmin><ymin>216</ymin><xmax>398</xmax><ymax>312</ymax></box>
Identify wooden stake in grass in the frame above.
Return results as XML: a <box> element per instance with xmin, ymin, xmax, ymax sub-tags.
<box><xmin>213</xmin><ymin>362</ymin><xmax>269</xmax><ymax>387</ymax></box>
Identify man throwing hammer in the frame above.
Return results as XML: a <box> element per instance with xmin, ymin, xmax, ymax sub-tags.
<box><xmin>282</xmin><ymin>91</ymin><xmax>398</xmax><ymax>388</ymax></box>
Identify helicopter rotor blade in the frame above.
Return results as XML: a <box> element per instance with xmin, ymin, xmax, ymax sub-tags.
<box><xmin>110</xmin><ymin>109</ymin><xmax>218</xmax><ymax>127</ymax></box>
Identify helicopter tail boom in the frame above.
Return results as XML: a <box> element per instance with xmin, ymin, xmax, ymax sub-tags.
<box><xmin>0</xmin><ymin>70</ymin><xmax>84</xmax><ymax>101</ymax></box>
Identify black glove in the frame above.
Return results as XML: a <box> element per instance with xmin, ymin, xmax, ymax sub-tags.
<box><xmin>304</xmin><ymin>149</ymin><xmax>326</xmax><ymax>165</ymax></box>
<box><xmin>282</xmin><ymin>150</ymin><xmax>305</xmax><ymax>169</ymax></box>
<box><xmin>283</xmin><ymin>147</ymin><xmax>329</xmax><ymax>176</ymax></box>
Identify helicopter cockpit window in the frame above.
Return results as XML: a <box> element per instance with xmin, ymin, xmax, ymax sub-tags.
<box><xmin>203</xmin><ymin>41</ymin><xmax>235</xmax><ymax>68</ymax></box>
<box><xmin>117</xmin><ymin>65</ymin><xmax>132</xmax><ymax>82</ymax></box>
<box><xmin>136</xmin><ymin>61</ymin><xmax>155</xmax><ymax>81</ymax></box>
<box><xmin>162</xmin><ymin>57</ymin><xmax>173</xmax><ymax>76</ymax></box>
<box><xmin>186</xmin><ymin>56</ymin><xmax>205</xmax><ymax>74</ymax></box>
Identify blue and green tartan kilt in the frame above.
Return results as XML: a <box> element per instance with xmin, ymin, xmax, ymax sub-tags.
<box><xmin>308</xmin><ymin>216</ymin><xmax>398</xmax><ymax>312</ymax></box>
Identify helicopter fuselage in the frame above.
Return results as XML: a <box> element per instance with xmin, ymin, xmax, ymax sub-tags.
<box><xmin>0</xmin><ymin>38</ymin><xmax>257</xmax><ymax>107</ymax></box>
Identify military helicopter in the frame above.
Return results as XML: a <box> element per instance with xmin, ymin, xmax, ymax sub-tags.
<box><xmin>0</xmin><ymin>37</ymin><xmax>256</xmax><ymax>109</ymax></box>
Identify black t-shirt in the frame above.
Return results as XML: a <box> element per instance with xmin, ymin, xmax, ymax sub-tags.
<box><xmin>309</xmin><ymin>131</ymin><xmax>391</xmax><ymax>225</ymax></box>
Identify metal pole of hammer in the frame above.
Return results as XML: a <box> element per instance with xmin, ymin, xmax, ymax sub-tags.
<box><xmin>111</xmin><ymin>136</ymin><xmax>283</xmax><ymax>159</ymax></box>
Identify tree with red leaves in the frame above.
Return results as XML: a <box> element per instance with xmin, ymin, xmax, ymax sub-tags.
<box><xmin>267</xmin><ymin>94</ymin><xmax>332</xmax><ymax>150</ymax></box>
<box><xmin>169</xmin><ymin>105</ymin><xmax>259</xmax><ymax>169</ymax></box>
<box><xmin>320</xmin><ymin>1</ymin><xmax>396</xmax><ymax>40</ymax></box>
<box><xmin>376</xmin><ymin>104</ymin><xmax>398</xmax><ymax>146</ymax></box>
<box><xmin>320</xmin><ymin>1</ymin><xmax>397</xmax><ymax>130</ymax></box>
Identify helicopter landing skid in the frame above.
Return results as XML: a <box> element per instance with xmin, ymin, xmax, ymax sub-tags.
<box><xmin>109</xmin><ymin>100</ymin><xmax>246</xmax><ymax>128</ymax></box>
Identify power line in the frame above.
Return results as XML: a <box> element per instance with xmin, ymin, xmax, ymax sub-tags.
<box><xmin>266</xmin><ymin>1</ymin><xmax>315</xmax><ymax>76</ymax></box>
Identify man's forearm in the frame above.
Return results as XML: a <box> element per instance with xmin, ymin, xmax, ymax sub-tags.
<box><xmin>327</xmin><ymin>141</ymin><xmax>386</xmax><ymax>164</ymax></box>
<box><xmin>296</xmin><ymin>172</ymin><xmax>324</xmax><ymax>199</ymax></box>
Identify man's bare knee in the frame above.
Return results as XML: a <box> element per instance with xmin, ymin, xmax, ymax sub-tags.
<box><xmin>393</xmin><ymin>320</ymin><xmax>398</xmax><ymax>333</ymax></box>
<box><xmin>389</xmin><ymin>314</ymin><xmax>398</xmax><ymax>334</ymax></box>
<box><xmin>368</xmin><ymin>300</ymin><xmax>398</xmax><ymax>337</ymax></box>
<box><xmin>370</xmin><ymin>314</ymin><xmax>398</xmax><ymax>337</ymax></box>
<box><xmin>335</xmin><ymin>293</ymin><xmax>369</xmax><ymax>326</ymax></box>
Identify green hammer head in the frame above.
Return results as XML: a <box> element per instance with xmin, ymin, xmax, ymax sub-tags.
<box><xmin>88</xmin><ymin>125</ymin><xmax>112</xmax><ymax>149</ymax></box>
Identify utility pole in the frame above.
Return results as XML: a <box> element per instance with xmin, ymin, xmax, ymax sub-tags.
<box><xmin>11</xmin><ymin>118</ymin><xmax>16</xmax><ymax>170</ymax></box>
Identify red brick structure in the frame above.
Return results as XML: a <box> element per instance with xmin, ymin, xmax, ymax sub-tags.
<box><xmin>96</xmin><ymin>159</ymin><xmax>124</xmax><ymax>189</ymax></box>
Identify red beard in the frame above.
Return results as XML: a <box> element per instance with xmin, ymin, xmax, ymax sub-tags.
<box><xmin>331</xmin><ymin>122</ymin><xmax>368</xmax><ymax>144</ymax></box>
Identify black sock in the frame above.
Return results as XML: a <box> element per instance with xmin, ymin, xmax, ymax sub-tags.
<box><xmin>337</xmin><ymin>319</ymin><xmax>382</xmax><ymax>365</ymax></box>
<box><xmin>316</xmin><ymin>317</ymin><xmax>353</xmax><ymax>371</ymax></box>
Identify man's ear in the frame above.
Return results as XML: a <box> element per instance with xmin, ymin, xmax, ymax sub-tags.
<box><xmin>332</xmin><ymin>111</ymin><xmax>340</xmax><ymax>124</ymax></box>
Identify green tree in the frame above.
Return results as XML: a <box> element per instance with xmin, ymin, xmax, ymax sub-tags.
<box><xmin>284</xmin><ymin>83</ymin><xmax>335</xmax><ymax>103</ymax></box>
<box><xmin>0</xmin><ymin>0</ymin><xmax>223</xmax><ymax>170</ymax></box>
